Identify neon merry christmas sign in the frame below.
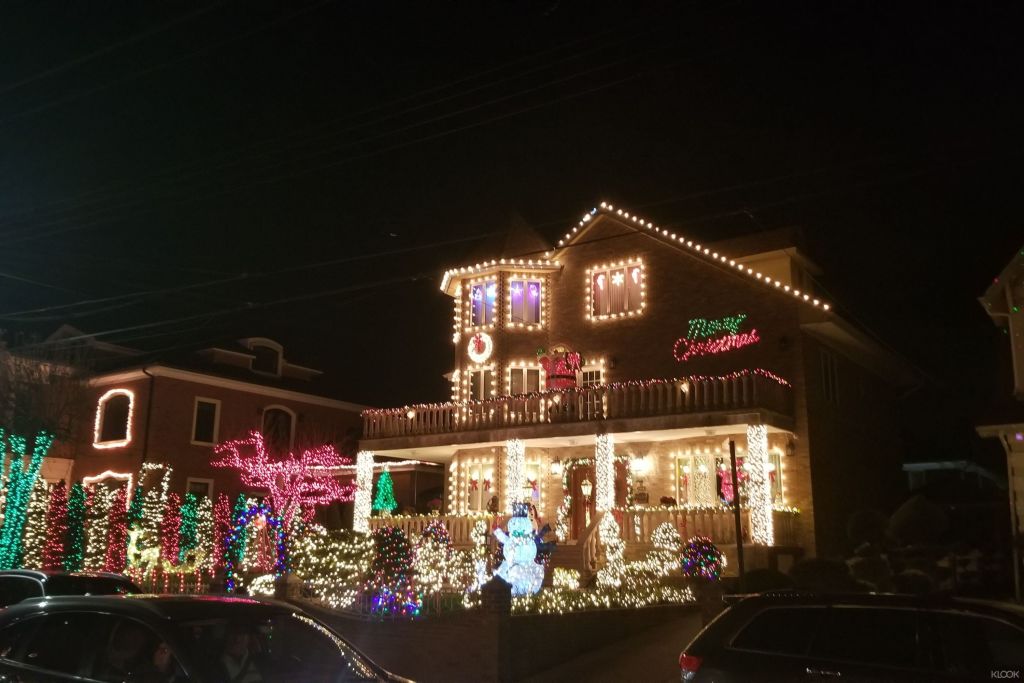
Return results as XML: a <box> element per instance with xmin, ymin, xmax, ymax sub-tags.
<box><xmin>673</xmin><ymin>313</ymin><xmax>760</xmax><ymax>362</ymax></box>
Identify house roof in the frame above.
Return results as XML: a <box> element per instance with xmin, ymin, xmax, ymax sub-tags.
<box><xmin>552</xmin><ymin>201</ymin><xmax>832</xmax><ymax>312</ymax></box>
<box><xmin>979</xmin><ymin>244</ymin><xmax>1024</xmax><ymax>323</ymax></box>
<box><xmin>439</xmin><ymin>201</ymin><xmax>833</xmax><ymax>312</ymax></box>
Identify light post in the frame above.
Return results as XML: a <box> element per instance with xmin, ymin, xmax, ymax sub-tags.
<box><xmin>580</xmin><ymin>477</ymin><xmax>593</xmax><ymax>527</ymax></box>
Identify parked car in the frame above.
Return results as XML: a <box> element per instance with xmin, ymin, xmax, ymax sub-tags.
<box><xmin>0</xmin><ymin>594</ymin><xmax>409</xmax><ymax>682</ymax></box>
<box><xmin>679</xmin><ymin>591</ymin><xmax>1024</xmax><ymax>682</ymax></box>
<box><xmin>0</xmin><ymin>570</ymin><xmax>141</xmax><ymax>607</ymax></box>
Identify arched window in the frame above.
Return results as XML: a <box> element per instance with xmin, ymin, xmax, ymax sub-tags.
<box><xmin>262</xmin><ymin>406</ymin><xmax>295</xmax><ymax>452</ymax></box>
<box><xmin>94</xmin><ymin>389</ymin><xmax>134</xmax><ymax>448</ymax></box>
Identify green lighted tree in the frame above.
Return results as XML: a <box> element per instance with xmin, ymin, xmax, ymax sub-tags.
<box><xmin>178</xmin><ymin>492</ymin><xmax>199</xmax><ymax>563</ymax></box>
<box><xmin>64</xmin><ymin>483</ymin><xmax>87</xmax><ymax>571</ymax></box>
<box><xmin>372</xmin><ymin>471</ymin><xmax>397</xmax><ymax>514</ymax></box>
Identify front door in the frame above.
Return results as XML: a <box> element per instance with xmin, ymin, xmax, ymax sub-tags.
<box><xmin>569</xmin><ymin>464</ymin><xmax>596</xmax><ymax>540</ymax></box>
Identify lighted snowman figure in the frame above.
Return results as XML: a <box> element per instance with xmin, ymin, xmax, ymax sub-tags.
<box><xmin>493</xmin><ymin>502</ymin><xmax>545</xmax><ymax>596</ymax></box>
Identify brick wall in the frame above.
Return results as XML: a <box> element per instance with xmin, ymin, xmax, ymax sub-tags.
<box><xmin>68</xmin><ymin>375</ymin><xmax>361</xmax><ymax>502</ymax></box>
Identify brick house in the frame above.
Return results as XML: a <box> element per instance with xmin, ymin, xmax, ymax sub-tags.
<box><xmin>357</xmin><ymin>201</ymin><xmax>913</xmax><ymax>575</ymax></box>
<box><xmin>36</xmin><ymin>330</ymin><xmax>369</xmax><ymax>509</ymax></box>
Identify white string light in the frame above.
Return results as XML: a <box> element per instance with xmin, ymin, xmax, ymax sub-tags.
<box><xmin>504</xmin><ymin>439</ymin><xmax>525</xmax><ymax>514</ymax></box>
<box><xmin>353</xmin><ymin>451</ymin><xmax>374</xmax><ymax>533</ymax></box>
<box><xmin>746</xmin><ymin>424</ymin><xmax>774</xmax><ymax>545</ymax></box>
<box><xmin>594</xmin><ymin>433</ymin><xmax>615</xmax><ymax>512</ymax></box>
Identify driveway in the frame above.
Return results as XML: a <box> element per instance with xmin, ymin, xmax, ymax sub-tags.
<box><xmin>520</xmin><ymin>612</ymin><xmax>704</xmax><ymax>683</ymax></box>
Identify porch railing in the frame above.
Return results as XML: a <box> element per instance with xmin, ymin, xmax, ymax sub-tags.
<box><xmin>617</xmin><ymin>506</ymin><xmax>801</xmax><ymax>547</ymax></box>
<box><xmin>367</xmin><ymin>513</ymin><xmax>493</xmax><ymax>547</ymax></box>
<box><xmin>362</xmin><ymin>371</ymin><xmax>791</xmax><ymax>439</ymax></box>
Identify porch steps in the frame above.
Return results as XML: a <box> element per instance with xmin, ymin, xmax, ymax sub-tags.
<box><xmin>545</xmin><ymin>542</ymin><xmax>597</xmax><ymax>586</ymax></box>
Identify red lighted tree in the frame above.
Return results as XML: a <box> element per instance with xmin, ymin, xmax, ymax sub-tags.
<box><xmin>105</xmin><ymin>487</ymin><xmax>128</xmax><ymax>572</ymax></box>
<box><xmin>213</xmin><ymin>493</ymin><xmax>232</xmax><ymax>569</ymax></box>
<box><xmin>211</xmin><ymin>431</ymin><xmax>356</xmax><ymax>527</ymax></box>
<box><xmin>160</xmin><ymin>492</ymin><xmax>182</xmax><ymax>565</ymax></box>
<box><xmin>42</xmin><ymin>480</ymin><xmax>68</xmax><ymax>570</ymax></box>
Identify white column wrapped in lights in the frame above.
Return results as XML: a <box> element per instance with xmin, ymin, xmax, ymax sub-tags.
<box><xmin>594</xmin><ymin>433</ymin><xmax>615</xmax><ymax>512</ymax></box>
<box><xmin>693</xmin><ymin>454</ymin><xmax>716</xmax><ymax>507</ymax></box>
<box><xmin>745</xmin><ymin>425</ymin><xmax>774</xmax><ymax>545</ymax></box>
<box><xmin>353</xmin><ymin>450</ymin><xmax>374</xmax><ymax>533</ymax></box>
<box><xmin>504</xmin><ymin>438</ymin><xmax>526</xmax><ymax>514</ymax></box>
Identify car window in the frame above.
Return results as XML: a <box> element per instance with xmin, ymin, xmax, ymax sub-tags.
<box><xmin>810</xmin><ymin>607</ymin><xmax>921</xmax><ymax>669</ymax></box>
<box><xmin>20</xmin><ymin>612</ymin><xmax>106</xmax><ymax>675</ymax></box>
<box><xmin>176</xmin><ymin>612</ymin><xmax>378</xmax><ymax>682</ymax></box>
<box><xmin>928</xmin><ymin>612</ymin><xmax>1024</xmax><ymax>676</ymax></box>
<box><xmin>0</xmin><ymin>577</ymin><xmax>42</xmax><ymax>607</ymax></box>
<box><xmin>93</xmin><ymin>617</ymin><xmax>185</xmax><ymax>683</ymax></box>
<box><xmin>730</xmin><ymin>607</ymin><xmax>824</xmax><ymax>656</ymax></box>
<box><xmin>0</xmin><ymin>617</ymin><xmax>42</xmax><ymax>661</ymax></box>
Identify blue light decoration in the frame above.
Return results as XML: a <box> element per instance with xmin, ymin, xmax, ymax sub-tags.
<box><xmin>223</xmin><ymin>503</ymin><xmax>286</xmax><ymax>593</ymax></box>
<box><xmin>493</xmin><ymin>502</ymin><xmax>544</xmax><ymax>596</ymax></box>
<box><xmin>366</xmin><ymin>526</ymin><xmax>421</xmax><ymax>617</ymax></box>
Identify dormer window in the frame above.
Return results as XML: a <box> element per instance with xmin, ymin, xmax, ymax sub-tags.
<box><xmin>94</xmin><ymin>389</ymin><xmax>134</xmax><ymax>449</ymax></box>
<box><xmin>251</xmin><ymin>343</ymin><xmax>281</xmax><ymax>375</ymax></box>
<box><xmin>588</xmin><ymin>259</ymin><xmax>645</xmax><ymax>320</ymax></box>
<box><xmin>508</xmin><ymin>279</ymin><xmax>542</xmax><ymax>327</ymax></box>
<box><xmin>470</xmin><ymin>281</ymin><xmax>497</xmax><ymax>326</ymax></box>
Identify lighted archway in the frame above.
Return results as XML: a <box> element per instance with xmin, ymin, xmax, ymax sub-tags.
<box><xmin>223</xmin><ymin>503</ymin><xmax>286</xmax><ymax>593</ymax></box>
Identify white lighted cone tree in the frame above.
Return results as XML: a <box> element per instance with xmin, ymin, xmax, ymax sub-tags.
<box><xmin>745</xmin><ymin>424</ymin><xmax>774</xmax><ymax>545</ymax></box>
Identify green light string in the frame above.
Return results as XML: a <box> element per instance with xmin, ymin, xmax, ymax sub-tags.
<box><xmin>685</xmin><ymin>314</ymin><xmax>747</xmax><ymax>340</ymax></box>
<box><xmin>0</xmin><ymin>430</ymin><xmax>54</xmax><ymax>569</ymax></box>
<box><xmin>178</xmin><ymin>492</ymin><xmax>199</xmax><ymax>564</ymax></box>
<box><xmin>372</xmin><ymin>471</ymin><xmax>398</xmax><ymax>513</ymax></box>
<box><xmin>64</xmin><ymin>483</ymin><xmax>87</xmax><ymax>571</ymax></box>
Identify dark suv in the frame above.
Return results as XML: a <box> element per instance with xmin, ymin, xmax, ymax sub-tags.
<box><xmin>679</xmin><ymin>592</ymin><xmax>1024</xmax><ymax>682</ymax></box>
<box><xmin>0</xmin><ymin>570</ymin><xmax>140</xmax><ymax>607</ymax></box>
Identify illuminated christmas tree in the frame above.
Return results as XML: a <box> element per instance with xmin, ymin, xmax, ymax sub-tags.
<box><xmin>21</xmin><ymin>478</ymin><xmax>49</xmax><ymax>569</ymax></box>
<box><xmin>178</xmin><ymin>493</ymin><xmax>198</xmax><ymax>564</ymax></box>
<box><xmin>160</xmin><ymin>492</ymin><xmax>182</xmax><ymax>565</ymax></box>
<box><xmin>105</xmin><ymin>487</ymin><xmax>128</xmax><ymax>572</ymax></box>
<box><xmin>195</xmin><ymin>495</ymin><xmax>214</xmax><ymax>570</ymax></box>
<box><xmin>84</xmin><ymin>487</ymin><xmax>112</xmax><ymax>570</ymax></box>
<box><xmin>366</xmin><ymin>525</ymin><xmax>420</xmax><ymax>616</ymax></box>
<box><xmin>372</xmin><ymin>471</ymin><xmax>397</xmax><ymax>514</ymax></box>
<box><xmin>42</xmin><ymin>480</ymin><xmax>68</xmax><ymax>570</ymax></box>
<box><xmin>64</xmin><ymin>483</ymin><xmax>87</xmax><ymax>571</ymax></box>
<box><xmin>0</xmin><ymin>430</ymin><xmax>55</xmax><ymax>568</ymax></box>
<box><xmin>213</xmin><ymin>493</ymin><xmax>232</xmax><ymax>569</ymax></box>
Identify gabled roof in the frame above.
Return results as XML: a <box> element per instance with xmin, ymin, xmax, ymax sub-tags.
<box><xmin>552</xmin><ymin>201</ymin><xmax>832</xmax><ymax>312</ymax></box>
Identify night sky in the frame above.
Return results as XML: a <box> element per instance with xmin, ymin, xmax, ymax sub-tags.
<box><xmin>2</xmin><ymin>2</ymin><xmax>1021</xmax><ymax>466</ymax></box>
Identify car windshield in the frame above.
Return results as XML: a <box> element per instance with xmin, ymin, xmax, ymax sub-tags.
<box><xmin>175</xmin><ymin>612</ymin><xmax>379</xmax><ymax>682</ymax></box>
<box><xmin>44</xmin><ymin>576</ymin><xmax>139</xmax><ymax>596</ymax></box>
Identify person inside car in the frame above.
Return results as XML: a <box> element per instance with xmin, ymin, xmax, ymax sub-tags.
<box><xmin>218</xmin><ymin>624</ymin><xmax>262</xmax><ymax>683</ymax></box>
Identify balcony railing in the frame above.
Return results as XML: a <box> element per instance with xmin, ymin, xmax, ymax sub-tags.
<box><xmin>367</xmin><ymin>513</ymin><xmax>493</xmax><ymax>548</ymax></box>
<box><xmin>363</xmin><ymin>370</ymin><xmax>791</xmax><ymax>440</ymax></box>
<box><xmin>617</xmin><ymin>505</ymin><xmax>801</xmax><ymax>548</ymax></box>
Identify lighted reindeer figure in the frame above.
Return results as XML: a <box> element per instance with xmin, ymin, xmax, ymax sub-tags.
<box><xmin>126</xmin><ymin>528</ymin><xmax>161</xmax><ymax>577</ymax></box>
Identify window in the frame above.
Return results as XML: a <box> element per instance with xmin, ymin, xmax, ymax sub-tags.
<box><xmin>262</xmin><ymin>407</ymin><xmax>295</xmax><ymax>452</ymax></box>
<box><xmin>0</xmin><ymin>577</ymin><xmax>42</xmax><ymax>607</ymax></box>
<box><xmin>252</xmin><ymin>344</ymin><xmax>281</xmax><ymax>375</ymax></box>
<box><xmin>820</xmin><ymin>349</ymin><xmax>839</xmax><ymax>404</ymax></box>
<box><xmin>509</xmin><ymin>279</ymin><xmax>542</xmax><ymax>325</ymax></box>
<box><xmin>0</xmin><ymin>616</ymin><xmax>39</xmax><ymax>661</ymax></box>
<box><xmin>579</xmin><ymin>368</ymin><xmax>603</xmax><ymax>387</ymax></box>
<box><xmin>94</xmin><ymin>617</ymin><xmax>183</xmax><ymax>683</ymax></box>
<box><xmin>191</xmin><ymin>398</ymin><xmax>220</xmax><ymax>445</ymax></box>
<box><xmin>730</xmin><ymin>607</ymin><xmax>823</xmax><ymax>656</ymax></box>
<box><xmin>590</xmin><ymin>262</ymin><xmax>644</xmax><ymax>318</ymax></box>
<box><xmin>186</xmin><ymin>478</ymin><xmax>213</xmax><ymax>499</ymax></box>
<box><xmin>769</xmin><ymin>449</ymin><xmax>783</xmax><ymax>504</ymax></box>
<box><xmin>468</xmin><ymin>369</ymin><xmax>493</xmax><ymax>401</ymax></box>
<box><xmin>509</xmin><ymin>367</ymin><xmax>541</xmax><ymax>395</ymax></box>
<box><xmin>927</xmin><ymin>612</ymin><xmax>1024</xmax><ymax>676</ymax></box>
<box><xmin>94</xmin><ymin>389</ymin><xmax>133</xmax><ymax>448</ymax></box>
<box><xmin>470</xmin><ymin>281</ymin><xmax>497</xmax><ymax>326</ymax></box>
<box><xmin>810</xmin><ymin>607</ymin><xmax>921</xmax><ymax>669</ymax></box>
<box><xmin>21</xmin><ymin>613</ymin><xmax>105</xmax><ymax>675</ymax></box>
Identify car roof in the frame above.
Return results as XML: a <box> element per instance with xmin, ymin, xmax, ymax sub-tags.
<box><xmin>729</xmin><ymin>591</ymin><xmax>1024</xmax><ymax>620</ymax></box>
<box><xmin>0</xmin><ymin>570</ymin><xmax>135</xmax><ymax>582</ymax></box>
<box><xmin>1</xmin><ymin>594</ymin><xmax>300</xmax><ymax>622</ymax></box>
